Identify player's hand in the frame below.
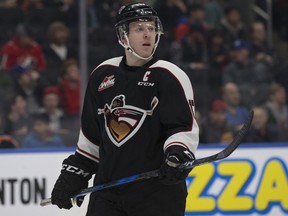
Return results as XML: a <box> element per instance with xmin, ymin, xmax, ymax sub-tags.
<box><xmin>51</xmin><ymin>173</ymin><xmax>87</xmax><ymax>209</ymax></box>
<box><xmin>159</xmin><ymin>146</ymin><xmax>195</xmax><ymax>185</ymax></box>
<box><xmin>51</xmin><ymin>155</ymin><xmax>92</xmax><ymax>209</ymax></box>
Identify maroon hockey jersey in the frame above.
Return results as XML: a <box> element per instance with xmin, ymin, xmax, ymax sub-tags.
<box><xmin>76</xmin><ymin>56</ymin><xmax>199</xmax><ymax>185</ymax></box>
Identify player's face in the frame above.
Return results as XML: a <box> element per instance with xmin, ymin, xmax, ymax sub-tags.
<box><xmin>126</xmin><ymin>21</ymin><xmax>156</xmax><ymax>58</ymax></box>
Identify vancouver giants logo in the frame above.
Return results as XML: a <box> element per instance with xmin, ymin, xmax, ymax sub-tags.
<box><xmin>98</xmin><ymin>75</ymin><xmax>115</xmax><ymax>91</ymax></box>
<box><xmin>98</xmin><ymin>95</ymin><xmax>158</xmax><ymax>147</ymax></box>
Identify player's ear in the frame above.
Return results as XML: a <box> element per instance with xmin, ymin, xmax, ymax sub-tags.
<box><xmin>121</xmin><ymin>36</ymin><xmax>127</xmax><ymax>45</ymax></box>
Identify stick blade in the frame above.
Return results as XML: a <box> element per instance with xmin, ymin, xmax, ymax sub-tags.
<box><xmin>193</xmin><ymin>110</ymin><xmax>254</xmax><ymax>167</ymax></box>
<box><xmin>40</xmin><ymin>198</ymin><xmax>52</xmax><ymax>206</ymax></box>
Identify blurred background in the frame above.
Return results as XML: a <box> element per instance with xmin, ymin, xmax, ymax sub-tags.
<box><xmin>0</xmin><ymin>0</ymin><xmax>287</xmax><ymax>148</ymax></box>
<box><xmin>0</xmin><ymin>1</ymin><xmax>287</xmax><ymax>215</ymax></box>
<box><xmin>0</xmin><ymin>0</ymin><xmax>287</xmax><ymax>149</ymax></box>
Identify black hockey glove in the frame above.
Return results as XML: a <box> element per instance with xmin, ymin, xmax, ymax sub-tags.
<box><xmin>159</xmin><ymin>146</ymin><xmax>195</xmax><ymax>185</ymax></box>
<box><xmin>51</xmin><ymin>155</ymin><xmax>93</xmax><ymax>209</ymax></box>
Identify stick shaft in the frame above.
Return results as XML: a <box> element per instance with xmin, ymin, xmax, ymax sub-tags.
<box><xmin>40</xmin><ymin>111</ymin><xmax>253</xmax><ymax>207</ymax></box>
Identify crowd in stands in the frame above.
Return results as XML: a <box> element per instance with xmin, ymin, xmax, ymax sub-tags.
<box><xmin>0</xmin><ymin>0</ymin><xmax>287</xmax><ymax>149</ymax></box>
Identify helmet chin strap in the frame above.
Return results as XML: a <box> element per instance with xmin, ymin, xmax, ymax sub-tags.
<box><xmin>118</xmin><ymin>33</ymin><xmax>161</xmax><ymax>61</ymax></box>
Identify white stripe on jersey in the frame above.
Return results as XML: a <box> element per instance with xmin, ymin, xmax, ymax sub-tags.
<box><xmin>164</xmin><ymin>132</ymin><xmax>199</xmax><ymax>154</ymax></box>
<box><xmin>91</xmin><ymin>56</ymin><xmax>123</xmax><ymax>75</ymax></box>
<box><xmin>76</xmin><ymin>130</ymin><xmax>100</xmax><ymax>163</ymax></box>
<box><xmin>150</xmin><ymin>60</ymin><xmax>195</xmax><ymax>113</ymax></box>
<box><xmin>149</xmin><ymin>60</ymin><xmax>199</xmax><ymax>154</ymax></box>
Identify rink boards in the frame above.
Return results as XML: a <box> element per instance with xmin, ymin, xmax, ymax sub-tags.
<box><xmin>0</xmin><ymin>143</ymin><xmax>287</xmax><ymax>216</ymax></box>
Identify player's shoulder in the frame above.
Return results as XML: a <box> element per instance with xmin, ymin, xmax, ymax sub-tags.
<box><xmin>150</xmin><ymin>60</ymin><xmax>189</xmax><ymax>81</ymax></box>
<box><xmin>91</xmin><ymin>56</ymin><xmax>123</xmax><ymax>75</ymax></box>
<box><xmin>150</xmin><ymin>60</ymin><xmax>181</xmax><ymax>71</ymax></box>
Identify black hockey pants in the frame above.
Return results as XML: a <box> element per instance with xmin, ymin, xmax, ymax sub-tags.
<box><xmin>86</xmin><ymin>178</ymin><xmax>187</xmax><ymax>216</ymax></box>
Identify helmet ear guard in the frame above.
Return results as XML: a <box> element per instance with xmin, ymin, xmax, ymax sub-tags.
<box><xmin>115</xmin><ymin>3</ymin><xmax>164</xmax><ymax>60</ymax></box>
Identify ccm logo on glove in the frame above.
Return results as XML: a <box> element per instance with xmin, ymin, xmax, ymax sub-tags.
<box><xmin>62</xmin><ymin>164</ymin><xmax>90</xmax><ymax>178</ymax></box>
<box><xmin>183</xmin><ymin>150</ymin><xmax>194</xmax><ymax>161</ymax></box>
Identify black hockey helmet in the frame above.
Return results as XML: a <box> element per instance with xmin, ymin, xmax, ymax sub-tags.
<box><xmin>115</xmin><ymin>3</ymin><xmax>163</xmax><ymax>60</ymax></box>
<box><xmin>115</xmin><ymin>2</ymin><xmax>163</xmax><ymax>39</ymax></box>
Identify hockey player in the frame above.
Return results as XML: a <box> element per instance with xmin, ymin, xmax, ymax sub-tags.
<box><xmin>51</xmin><ymin>3</ymin><xmax>199</xmax><ymax>216</ymax></box>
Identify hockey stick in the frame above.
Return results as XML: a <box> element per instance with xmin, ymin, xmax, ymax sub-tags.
<box><xmin>40</xmin><ymin>110</ymin><xmax>254</xmax><ymax>207</ymax></box>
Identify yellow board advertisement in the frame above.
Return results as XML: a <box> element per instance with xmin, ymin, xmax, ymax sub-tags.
<box><xmin>185</xmin><ymin>143</ymin><xmax>288</xmax><ymax>216</ymax></box>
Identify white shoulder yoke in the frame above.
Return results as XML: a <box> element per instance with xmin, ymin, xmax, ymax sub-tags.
<box><xmin>150</xmin><ymin>60</ymin><xmax>181</xmax><ymax>72</ymax></box>
<box><xmin>149</xmin><ymin>60</ymin><xmax>194</xmax><ymax>101</ymax></box>
<box><xmin>150</xmin><ymin>60</ymin><xmax>199</xmax><ymax>154</ymax></box>
<box><xmin>91</xmin><ymin>56</ymin><xmax>123</xmax><ymax>75</ymax></box>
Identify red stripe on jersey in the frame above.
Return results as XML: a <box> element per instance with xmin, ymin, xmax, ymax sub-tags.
<box><xmin>165</xmin><ymin>142</ymin><xmax>190</xmax><ymax>151</ymax></box>
<box><xmin>77</xmin><ymin>146</ymin><xmax>99</xmax><ymax>161</ymax></box>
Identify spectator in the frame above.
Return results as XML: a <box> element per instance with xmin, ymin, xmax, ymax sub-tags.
<box><xmin>39</xmin><ymin>86</ymin><xmax>63</xmax><ymax>133</ymax></box>
<box><xmin>154</xmin><ymin>0</ymin><xmax>187</xmax><ymax>34</ymax></box>
<box><xmin>203</xmin><ymin>0</ymin><xmax>224</xmax><ymax>28</ymax></box>
<box><xmin>41</xmin><ymin>0</ymin><xmax>78</xmax><ymax>28</ymax></box>
<box><xmin>40</xmin><ymin>85</ymin><xmax>79</xmax><ymax>146</ymax></box>
<box><xmin>249</xmin><ymin>21</ymin><xmax>275</xmax><ymax>66</ymax></box>
<box><xmin>208</xmin><ymin>29</ymin><xmax>229</xmax><ymax>69</ymax></box>
<box><xmin>222</xmin><ymin>82</ymin><xmax>249</xmax><ymax>129</ymax></box>
<box><xmin>170</xmin><ymin>25</ymin><xmax>211</xmax><ymax>114</ymax></box>
<box><xmin>86</xmin><ymin>0</ymin><xmax>99</xmax><ymax>30</ymax></box>
<box><xmin>200</xmin><ymin>99</ymin><xmax>235</xmax><ymax>144</ymax></box>
<box><xmin>264</xmin><ymin>83</ymin><xmax>288</xmax><ymax>136</ymax></box>
<box><xmin>4</xmin><ymin>94</ymin><xmax>29</xmax><ymax>143</ymax></box>
<box><xmin>207</xmin><ymin>29</ymin><xmax>230</xmax><ymax>96</ymax></box>
<box><xmin>43</xmin><ymin>21</ymin><xmax>78</xmax><ymax>85</ymax></box>
<box><xmin>188</xmin><ymin>4</ymin><xmax>210</xmax><ymax>31</ymax></box>
<box><xmin>222</xmin><ymin>40</ymin><xmax>273</xmax><ymax>108</ymax></box>
<box><xmin>94</xmin><ymin>0</ymin><xmax>126</xmax><ymax>27</ymax></box>
<box><xmin>12</xmin><ymin>66</ymin><xmax>46</xmax><ymax>113</ymax></box>
<box><xmin>0</xmin><ymin>24</ymin><xmax>46</xmax><ymax>72</ymax></box>
<box><xmin>174</xmin><ymin>4</ymin><xmax>210</xmax><ymax>42</ymax></box>
<box><xmin>59</xmin><ymin>58</ymin><xmax>80</xmax><ymax>117</ymax></box>
<box><xmin>170</xmin><ymin>26</ymin><xmax>208</xmax><ymax>69</ymax></box>
<box><xmin>243</xmin><ymin>106</ymin><xmax>281</xmax><ymax>143</ymax></box>
<box><xmin>219</xmin><ymin>6</ymin><xmax>248</xmax><ymax>47</ymax></box>
<box><xmin>22</xmin><ymin>113</ymin><xmax>64</xmax><ymax>148</ymax></box>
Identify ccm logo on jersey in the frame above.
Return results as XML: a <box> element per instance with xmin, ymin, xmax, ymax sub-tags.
<box><xmin>138</xmin><ymin>71</ymin><xmax>154</xmax><ymax>86</ymax></box>
<box><xmin>98</xmin><ymin>75</ymin><xmax>115</xmax><ymax>91</ymax></box>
